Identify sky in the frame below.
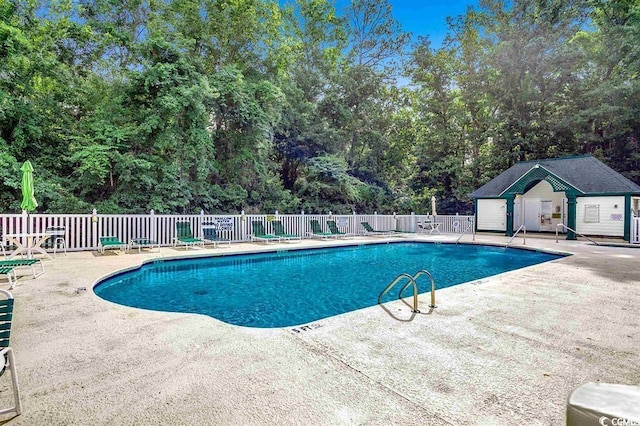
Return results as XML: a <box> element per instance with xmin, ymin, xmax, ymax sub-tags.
<box><xmin>387</xmin><ymin>1</ymin><xmax>477</xmax><ymax>47</ymax></box>
<box><xmin>335</xmin><ymin>0</ymin><xmax>479</xmax><ymax>48</ymax></box>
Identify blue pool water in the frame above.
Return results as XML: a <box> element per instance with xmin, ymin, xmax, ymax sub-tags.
<box><xmin>94</xmin><ymin>242</ymin><xmax>563</xmax><ymax>328</ymax></box>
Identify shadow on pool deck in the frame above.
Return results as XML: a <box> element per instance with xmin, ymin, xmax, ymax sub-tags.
<box><xmin>3</xmin><ymin>234</ymin><xmax>639</xmax><ymax>425</ymax></box>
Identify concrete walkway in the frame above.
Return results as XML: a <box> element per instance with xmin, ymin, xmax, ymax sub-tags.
<box><xmin>1</xmin><ymin>234</ymin><xmax>639</xmax><ymax>425</ymax></box>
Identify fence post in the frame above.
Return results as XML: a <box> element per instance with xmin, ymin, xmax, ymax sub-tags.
<box><xmin>301</xmin><ymin>210</ymin><xmax>305</xmax><ymax>238</ymax></box>
<box><xmin>240</xmin><ymin>210</ymin><xmax>246</xmax><ymax>241</ymax></box>
<box><xmin>374</xmin><ymin>211</ymin><xmax>378</xmax><ymax>229</ymax></box>
<box><xmin>150</xmin><ymin>209</ymin><xmax>156</xmax><ymax>244</ymax></box>
<box><xmin>91</xmin><ymin>209</ymin><xmax>98</xmax><ymax>250</ymax></box>
<box><xmin>473</xmin><ymin>216</ymin><xmax>476</xmax><ymax>241</ymax></box>
<box><xmin>352</xmin><ymin>210</ymin><xmax>356</xmax><ymax>234</ymax></box>
<box><xmin>411</xmin><ymin>212</ymin><xmax>415</xmax><ymax>233</ymax></box>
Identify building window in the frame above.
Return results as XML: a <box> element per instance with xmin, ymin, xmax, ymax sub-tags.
<box><xmin>584</xmin><ymin>205</ymin><xmax>600</xmax><ymax>223</ymax></box>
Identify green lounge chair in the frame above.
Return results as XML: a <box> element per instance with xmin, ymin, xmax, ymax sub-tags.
<box><xmin>308</xmin><ymin>220</ymin><xmax>338</xmax><ymax>239</ymax></box>
<box><xmin>251</xmin><ymin>221</ymin><xmax>280</xmax><ymax>244</ymax></box>
<box><xmin>0</xmin><ymin>267</ymin><xmax>17</xmax><ymax>290</ymax></box>
<box><xmin>0</xmin><ymin>259</ymin><xmax>45</xmax><ymax>288</ymax></box>
<box><xmin>173</xmin><ymin>222</ymin><xmax>204</xmax><ymax>250</ymax></box>
<box><xmin>99</xmin><ymin>236</ymin><xmax>129</xmax><ymax>254</ymax></box>
<box><xmin>271</xmin><ymin>221</ymin><xmax>301</xmax><ymax>241</ymax></box>
<box><xmin>202</xmin><ymin>223</ymin><xmax>231</xmax><ymax>247</ymax></box>
<box><xmin>360</xmin><ymin>221</ymin><xmax>394</xmax><ymax>236</ymax></box>
<box><xmin>0</xmin><ymin>289</ymin><xmax>22</xmax><ymax>415</ymax></box>
<box><xmin>326</xmin><ymin>220</ymin><xmax>350</xmax><ymax>237</ymax></box>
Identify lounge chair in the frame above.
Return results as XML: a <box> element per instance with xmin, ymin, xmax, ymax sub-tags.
<box><xmin>129</xmin><ymin>238</ymin><xmax>160</xmax><ymax>253</ymax></box>
<box><xmin>326</xmin><ymin>220</ymin><xmax>350</xmax><ymax>237</ymax></box>
<box><xmin>360</xmin><ymin>221</ymin><xmax>394</xmax><ymax>236</ymax></box>
<box><xmin>202</xmin><ymin>223</ymin><xmax>231</xmax><ymax>247</ymax></box>
<box><xmin>271</xmin><ymin>221</ymin><xmax>301</xmax><ymax>242</ymax></box>
<box><xmin>0</xmin><ymin>289</ymin><xmax>22</xmax><ymax>416</ymax></box>
<box><xmin>308</xmin><ymin>220</ymin><xmax>338</xmax><ymax>239</ymax></box>
<box><xmin>250</xmin><ymin>221</ymin><xmax>280</xmax><ymax>244</ymax></box>
<box><xmin>0</xmin><ymin>259</ymin><xmax>45</xmax><ymax>288</ymax></box>
<box><xmin>173</xmin><ymin>222</ymin><xmax>204</xmax><ymax>250</ymax></box>
<box><xmin>98</xmin><ymin>236</ymin><xmax>129</xmax><ymax>254</ymax></box>
<box><xmin>0</xmin><ymin>267</ymin><xmax>17</xmax><ymax>290</ymax></box>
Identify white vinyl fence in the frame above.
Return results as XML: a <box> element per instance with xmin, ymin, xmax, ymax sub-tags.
<box><xmin>0</xmin><ymin>210</ymin><xmax>475</xmax><ymax>252</ymax></box>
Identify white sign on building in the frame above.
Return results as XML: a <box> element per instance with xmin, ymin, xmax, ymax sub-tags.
<box><xmin>206</xmin><ymin>217</ymin><xmax>234</xmax><ymax>230</ymax></box>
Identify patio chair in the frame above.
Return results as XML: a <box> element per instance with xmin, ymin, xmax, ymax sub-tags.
<box><xmin>326</xmin><ymin>220</ymin><xmax>350</xmax><ymax>238</ymax></box>
<box><xmin>360</xmin><ymin>221</ymin><xmax>394</xmax><ymax>236</ymax></box>
<box><xmin>174</xmin><ymin>222</ymin><xmax>205</xmax><ymax>250</ymax></box>
<box><xmin>250</xmin><ymin>221</ymin><xmax>280</xmax><ymax>244</ymax></box>
<box><xmin>98</xmin><ymin>236</ymin><xmax>129</xmax><ymax>255</ymax></box>
<box><xmin>44</xmin><ymin>226</ymin><xmax>67</xmax><ymax>257</ymax></box>
<box><xmin>417</xmin><ymin>217</ymin><xmax>440</xmax><ymax>235</ymax></box>
<box><xmin>0</xmin><ymin>289</ymin><xmax>22</xmax><ymax>416</ymax></box>
<box><xmin>202</xmin><ymin>223</ymin><xmax>231</xmax><ymax>248</ymax></box>
<box><xmin>308</xmin><ymin>220</ymin><xmax>338</xmax><ymax>239</ymax></box>
<box><xmin>0</xmin><ymin>259</ymin><xmax>45</xmax><ymax>288</ymax></box>
<box><xmin>271</xmin><ymin>221</ymin><xmax>301</xmax><ymax>242</ymax></box>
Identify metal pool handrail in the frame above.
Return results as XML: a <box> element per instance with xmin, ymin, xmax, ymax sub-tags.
<box><xmin>506</xmin><ymin>224</ymin><xmax>526</xmax><ymax>247</ymax></box>
<box><xmin>455</xmin><ymin>218</ymin><xmax>476</xmax><ymax>244</ymax></box>
<box><xmin>378</xmin><ymin>270</ymin><xmax>437</xmax><ymax>314</ymax></box>
<box><xmin>555</xmin><ymin>223</ymin><xmax>599</xmax><ymax>245</ymax></box>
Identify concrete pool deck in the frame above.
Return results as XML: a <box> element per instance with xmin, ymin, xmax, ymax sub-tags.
<box><xmin>1</xmin><ymin>234</ymin><xmax>639</xmax><ymax>425</ymax></box>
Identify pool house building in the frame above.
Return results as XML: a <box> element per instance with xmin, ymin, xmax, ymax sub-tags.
<box><xmin>470</xmin><ymin>155</ymin><xmax>640</xmax><ymax>241</ymax></box>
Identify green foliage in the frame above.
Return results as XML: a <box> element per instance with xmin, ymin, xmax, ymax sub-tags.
<box><xmin>0</xmin><ymin>0</ymin><xmax>638</xmax><ymax>216</ymax></box>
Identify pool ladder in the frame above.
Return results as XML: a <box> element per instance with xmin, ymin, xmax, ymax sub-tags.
<box><xmin>378</xmin><ymin>270</ymin><xmax>437</xmax><ymax>314</ymax></box>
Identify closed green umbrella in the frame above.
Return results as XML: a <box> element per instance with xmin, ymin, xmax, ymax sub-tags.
<box><xmin>20</xmin><ymin>161</ymin><xmax>38</xmax><ymax>233</ymax></box>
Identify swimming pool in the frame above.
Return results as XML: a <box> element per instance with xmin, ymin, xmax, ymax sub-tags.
<box><xmin>94</xmin><ymin>242</ymin><xmax>563</xmax><ymax>328</ymax></box>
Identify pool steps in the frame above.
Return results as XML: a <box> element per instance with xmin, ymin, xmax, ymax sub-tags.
<box><xmin>378</xmin><ymin>270</ymin><xmax>437</xmax><ymax>314</ymax></box>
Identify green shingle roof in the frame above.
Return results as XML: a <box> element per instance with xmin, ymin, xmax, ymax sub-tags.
<box><xmin>470</xmin><ymin>155</ymin><xmax>640</xmax><ymax>198</ymax></box>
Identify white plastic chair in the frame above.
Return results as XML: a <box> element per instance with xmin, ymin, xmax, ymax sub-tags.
<box><xmin>45</xmin><ymin>226</ymin><xmax>67</xmax><ymax>257</ymax></box>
